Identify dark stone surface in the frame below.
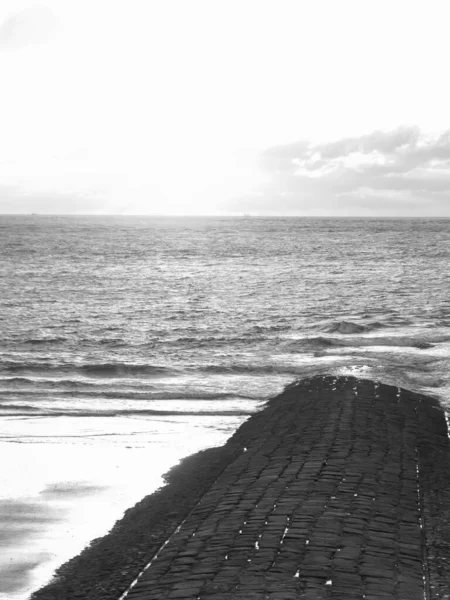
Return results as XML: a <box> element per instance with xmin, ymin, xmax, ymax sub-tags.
<box><xmin>31</xmin><ymin>376</ymin><xmax>450</xmax><ymax>600</ymax></box>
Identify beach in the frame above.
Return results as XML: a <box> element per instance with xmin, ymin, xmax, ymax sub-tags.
<box><xmin>30</xmin><ymin>376</ymin><xmax>450</xmax><ymax>599</ymax></box>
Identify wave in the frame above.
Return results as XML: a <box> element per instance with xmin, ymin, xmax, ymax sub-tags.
<box><xmin>323</xmin><ymin>321</ymin><xmax>385</xmax><ymax>334</ymax></box>
<box><xmin>0</xmin><ymin>377</ymin><xmax>108</xmax><ymax>388</ymax></box>
<box><xmin>99</xmin><ymin>338</ymin><xmax>127</xmax><ymax>347</ymax></box>
<box><xmin>78</xmin><ymin>390</ymin><xmax>259</xmax><ymax>401</ymax></box>
<box><xmin>0</xmin><ymin>403</ymin><xmax>42</xmax><ymax>412</ymax></box>
<box><xmin>197</xmin><ymin>364</ymin><xmax>301</xmax><ymax>375</ymax></box>
<box><xmin>151</xmin><ymin>334</ymin><xmax>273</xmax><ymax>347</ymax></box>
<box><xmin>0</xmin><ymin>405</ymin><xmax>253</xmax><ymax>418</ymax></box>
<box><xmin>0</xmin><ymin>389</ymin><xmax>260</xmax><ymax>401</ymax></box>
<box><xmin>0</xmin><ymin>362</ymin><xmax>179</xmax><ymax>378</ymax></box>
<box><xmin>24</xmin><ymin>337</ymin><xmax>67</xmax><ymax>345</ymax></box>
<box><xmin>0</xmin><ymin>361</ymin><xmax>307</xmax><ymax>379</ymax></box>
<box><xmin>79</xmin><ymin>364</ymin><xmax>176</xmax><ymax>377</ymax></box>
<box><xmin>286</xmin><ymin>334</ymin><xmax>450</xmax><ymax>351</ymax></box>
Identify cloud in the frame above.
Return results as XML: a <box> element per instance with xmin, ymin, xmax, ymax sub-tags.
<box><xmin>228</xmin><ymin>126</ymin><xmax>450</xmax><ymax>216</ymax></box>
<box><xmin>0</xmin><ymin>6</ymin><xmax>58</xmax><ymax>50</ymax></box>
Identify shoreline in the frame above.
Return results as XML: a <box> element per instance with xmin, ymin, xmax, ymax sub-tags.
<box><xmin>31</xmin><ymin>376</ymin><xmax>450</xmax><ymax>599</ymax></box>
<box><xmin>30</xmin><ymin>401</ymin><xmax>264</xmax><ymax>600</ymax></box>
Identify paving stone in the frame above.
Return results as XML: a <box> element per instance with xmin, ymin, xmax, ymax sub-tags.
<box><xmin>115</xmin><ymin>377</ymin><xmax>449</xmax><ymax>600</ymax></box>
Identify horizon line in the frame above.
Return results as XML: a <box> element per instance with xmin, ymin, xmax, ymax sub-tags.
<box><xmin>1</xmin><ymin>213</ymin><xmax>450</xmax><ymax>219</ymax></box>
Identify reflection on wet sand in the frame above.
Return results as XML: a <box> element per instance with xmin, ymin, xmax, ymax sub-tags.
<box><xmin>0</xmin><ymin>415</ymin><xmax>244</xmax><ymax>600</ymax></box>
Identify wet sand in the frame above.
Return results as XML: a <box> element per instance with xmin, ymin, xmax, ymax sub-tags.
<box><xmin>31</xmin><ymin>376</ymin><xmax>450</xmax><ymax>599</ymax></box>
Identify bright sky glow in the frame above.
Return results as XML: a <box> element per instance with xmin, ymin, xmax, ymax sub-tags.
<box><xmin>1</xmin><ymin>0</ymin><xmax>450</xmax><ymax>215</ymax></box>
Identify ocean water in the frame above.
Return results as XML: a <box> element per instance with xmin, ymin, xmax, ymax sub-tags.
<box><xmin>1</xmin><ymin>215</ymin><xmax>450</xmax><ymax>599</ymax></box>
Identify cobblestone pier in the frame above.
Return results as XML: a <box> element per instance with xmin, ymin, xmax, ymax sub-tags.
<box><xmin>31</xmin><ymin>376</ymin><xmax>450</xmax><ymax>600</ymax></box>
<box><xmin>122</xmin><ymin>376</ymin><xmax>450</xmax><ymax>600</ymax></box>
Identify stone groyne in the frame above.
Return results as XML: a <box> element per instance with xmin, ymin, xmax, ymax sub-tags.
<box><xmin>32</xmin><ymin>376</ymin><xmax>450</xmax><ymax>600</ymax></box>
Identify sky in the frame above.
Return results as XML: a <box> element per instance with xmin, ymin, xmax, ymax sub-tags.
<box><xmin>1</xmin><ymin>0</ymin><xmax>450</xmax><ymax>216</ymax></box>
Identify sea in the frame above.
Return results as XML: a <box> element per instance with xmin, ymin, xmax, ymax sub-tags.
<box><xmin>1</xmin><ymin>215</ymin><xmax>450</xmax><ymax>600</ymax></box>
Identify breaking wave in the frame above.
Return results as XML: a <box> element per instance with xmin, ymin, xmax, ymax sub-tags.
<box><xmin>286</xmin><ymin>334</ymin><xmax>450</xmax><ymax>351</ymax></box>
